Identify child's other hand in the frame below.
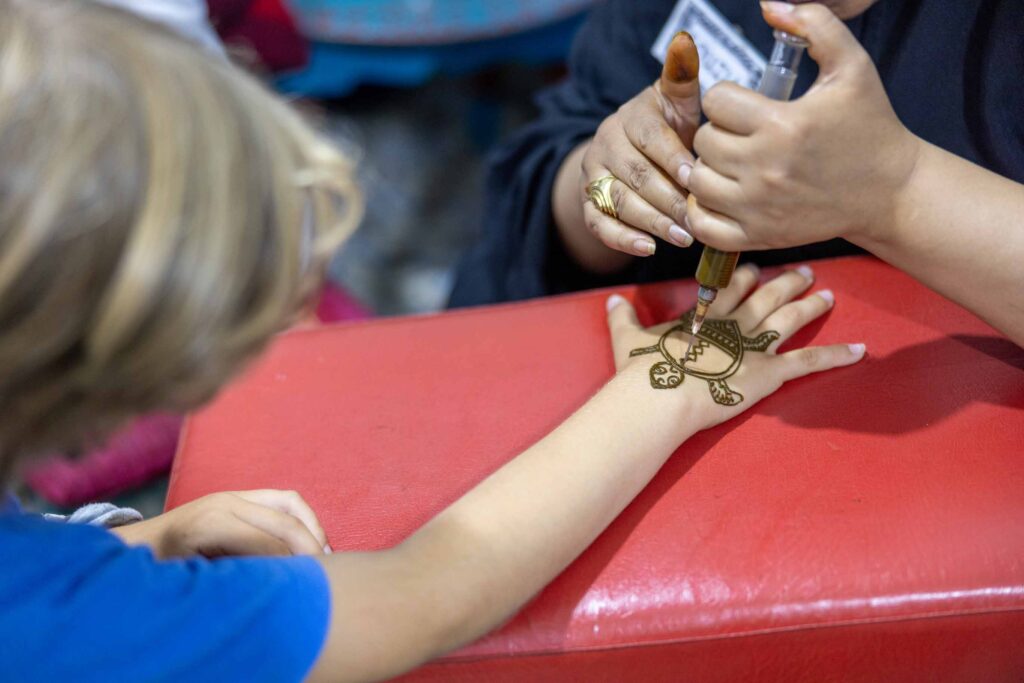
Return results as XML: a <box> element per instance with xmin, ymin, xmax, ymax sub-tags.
<box><xmin>606</xmin><ymin>264</ymin><xmax>866</xmax><ymax>431</ymax></box>
<box><xmin>112</xmin><ymin>489</ymin><xmax>330</xmax><ymax>559</ymax></box>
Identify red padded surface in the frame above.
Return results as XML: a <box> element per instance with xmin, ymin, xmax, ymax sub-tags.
<box><xmin>167</xmin><ymin>256</ymin><xmax>1024</xmax><ymax>681</ymax></box>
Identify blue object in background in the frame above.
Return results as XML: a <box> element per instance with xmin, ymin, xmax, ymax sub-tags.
<box><xmin>287</xmin><ymin>0</ymin><xmax>592</xmax><ymax>45</ymax></box>
<box><xmin>277</xmin><ymin>5</ymin><xmax>589</xmax><ymax>98</ymax></box>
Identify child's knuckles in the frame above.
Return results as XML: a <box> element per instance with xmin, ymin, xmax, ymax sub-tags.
<box><xmin>771</xmin><ymin>306</ymin><xmax>802</xmax><ymax>333</ymax></box>
<box><xmin>795</xmin><ymin>346</ymin><xmax>824</xmax><ymax>370</ymax></box>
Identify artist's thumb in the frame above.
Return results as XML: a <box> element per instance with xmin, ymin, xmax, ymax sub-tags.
<box><xmin>759</xmin><ymin>1</ymin><xmax>862</xmax><ymax>77</ymax></box>
<box><xmin>656</xmin><ymin>31</ymin><xmax>701</xmax><ymax>147</ymax></box>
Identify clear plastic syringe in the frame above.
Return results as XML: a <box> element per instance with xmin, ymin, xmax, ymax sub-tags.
<box><xmin>683</xmin><ymin>30</ymin><xmax>809</xmax><ymax>364</ymax></box>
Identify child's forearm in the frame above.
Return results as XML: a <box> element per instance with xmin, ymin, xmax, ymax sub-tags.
<box><xmin>308</xmin><ymin>366</ymin><xmax>697</xmax><ymax>683</ymax></box>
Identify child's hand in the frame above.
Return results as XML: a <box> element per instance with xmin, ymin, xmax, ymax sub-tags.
<box><xmin>113</xmin><ymin>490</ymin><xmax>330</xmax><ymax>559</ymax></box>
<box><xmin>606</xmin><ymin>264</ymin><xmax>865</xmax><ymax>431</ymax></box>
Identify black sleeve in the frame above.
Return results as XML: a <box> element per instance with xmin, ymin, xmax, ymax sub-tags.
<box><xmin>448</xmin><ymin>0</ymin><xmax>865</xmax><ymax>308</ymax></box>
<box><xmin>448</xmin><ymin>1</ymin><xmax>669</xmax><ymax>307</ymax></box>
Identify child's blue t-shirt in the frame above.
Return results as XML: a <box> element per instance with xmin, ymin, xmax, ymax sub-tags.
<box><xmin>0</xmin><ymin>496</ymin><xmax>331</xmax><ymax>682</ymax></box>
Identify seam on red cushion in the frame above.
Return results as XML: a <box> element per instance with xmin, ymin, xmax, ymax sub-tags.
<box><xmin>434</xmin><ymin>604</ymin><xmax>1024</xmax><ymax>664</ymax></box>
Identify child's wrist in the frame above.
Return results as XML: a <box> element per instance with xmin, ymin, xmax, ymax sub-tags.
<box><xmin>611</xmin><ymin>363</ymin><xmax>705</xmax><ymax>443</ymax></box>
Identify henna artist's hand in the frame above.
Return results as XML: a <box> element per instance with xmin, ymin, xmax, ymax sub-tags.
<box><xmin>574</xmin><ymin>31</ymin><xmax>701</xmax><ymax>257</ymax></box>
<box><xmin>112</xmin><ymin>489</ymin><xmax>330</xmax><ymax>559</ymax></box>
<box><xmin>684</xmin><ymin>2</ymin><xmax>921</xmax><ymax>252</ymax></box>
<box><xmin>606</xmin><ymin>264</ymin><xmax>866</xmax><ymax>430</ymax></box>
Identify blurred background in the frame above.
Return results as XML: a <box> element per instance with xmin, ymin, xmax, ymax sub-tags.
<box><xmin>274</xmin><ymin>0</ymin><xmax>594</xmax><ymax>315</ymax></box>
<box><xmin>18</xmin><ymin>0</ymin><xmax>596</xmax><ymax>514</ymax></box>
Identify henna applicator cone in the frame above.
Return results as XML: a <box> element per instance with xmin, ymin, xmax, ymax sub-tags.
<box><xmin>658</xmin><ymin>32</ymin><xmax>703</xmax><ymax>363</ymax></box>
<box><xmin>685</xmin><ymin>28</ymin><xmax>809</xmax><ymax>363</ymax></box>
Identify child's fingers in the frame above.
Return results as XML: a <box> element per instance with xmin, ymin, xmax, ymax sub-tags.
<box><xmin>212</xmin><ymin>517</ymin><xmax>293</xmax><ymax>557</ymax></box>
<box><xmin>733</xmin><ymin>265</ymin><xmax>814</xmax><ymax>330</ymax></box>
<box><xmin>756</xmin><ymin>289</ymin><xmax>834</xmax><ymax>352</ymax></box>
<box><xmin>606</xmin><ymin>294</ymin><xmax>641</xmax><ymax>367</ymax></box>
<box><xmin>706</xmin><ymin>262</ymin><xmax>760</xmax><ymax>317</ymax></box>
<box><xmin>234</xmin><ymin>489</ymin><xmax>329</xmax><ymax>551</ymax></box>
<box><xmin>777</xmin><ymin>342</ymin><xmax>866</xmax><ymax>382</ymax></box>
<box><xmin>231</xmin><ymin>498</ymin><xmax>326</xmax><ymax>556</ymax></box>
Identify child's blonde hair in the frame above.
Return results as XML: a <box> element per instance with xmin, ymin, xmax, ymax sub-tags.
<box><xmin>0</xmin><ymin>0</ymin><xmax>362</xmax><ymax>473</ymax></box>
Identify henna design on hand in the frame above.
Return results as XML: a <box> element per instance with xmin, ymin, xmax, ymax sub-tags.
<box><xmin>629</xmin><ymin>310</ymin><xmax>779</xmax><ymax>406</ymax></box>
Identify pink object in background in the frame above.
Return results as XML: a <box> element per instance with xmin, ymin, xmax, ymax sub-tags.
<box><xmin>24</xmin><ymin>414</ymin><xmax>184</xmax><ymax>507</ymax></box>
<box><xmin>23</xmin><ymin>283</ymin><xmax>370</xmax><ymax>506</ymax></box>
<box><xmin>315</xmin><ymin>280</ymin><xmax>371</xmax><ymax>324</ymax></box>
<box><xmin>207</xmin><ymin>0</ymin><xmax>309</xmax><ymax>73</ymax></box>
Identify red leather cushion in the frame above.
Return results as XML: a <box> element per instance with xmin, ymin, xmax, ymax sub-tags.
<box><xmin>167</xmin><ymin>256</ymin><xmax>1024</xmax><ymax>682</ymax></box>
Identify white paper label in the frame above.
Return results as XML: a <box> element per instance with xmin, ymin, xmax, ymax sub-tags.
<box><xmin>651</xmin><ymin>0</ymin><xmax>767</xmax><ymax>93</ymax></box>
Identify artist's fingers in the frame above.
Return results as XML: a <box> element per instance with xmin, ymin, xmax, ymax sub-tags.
<box><xmin>706</xmin><ymin>262</ymin><xmax>761</xmax><ymax>317</ymax></box>
<box><xmin>760</xmin><ymin>1</ymin><xmax>865</xmax><ymax>78</ymax></box>
<box><xmin>692</xmin><ymin>124</ymin><xmax>746</xmax><ymax>181</ymax></box>
<box><xmin>777</xmin><ymin>342</ymin><xmax>866</xmax><ymax>382</ymax></box>
<box><xmin>687</xmin><ymin>158</ymin><xmax>744</xmax><ymax>217</ymax></box>
<box><xmin>233</xmin><ymin>489</ymin><xmax>330</xmax><ymax>552</ymax></box>
<box><xmin>231</xmin><ymin>498</ymin><xmax>326</xmax><ymax>556</ymax></box>
<box><xmin>684</xmin><ymin>194</ymin><xmax>750</xmax><ymax>252</ymax></box>
<box><xmin>607</xmin><ymin>175</ymin><xmax>694</xmax><ymax>248</ymax></box>
<box><xmin>622</xmin><ymin>95</ymin><xmax>697</xmax><ymax>191</ymax></box>
<box><xmin>732</xmin><ymin>265</ymin><xmax>815</xmax><ymax>330</ymax></box>
<box><xmin>606</xmin><ymin>294</ymin><xmax>642</xmax><ymax>368</ymax></box>
<box><xmin>583</xmin><ymin>199</ymin><xmax>656</xmax><ymax>257</ymax></box>
<box><xmin>701</xmin><ymin>81</ymin><xmax>776</xmax><ymax>135</ymax></box>
<box><xmin>756</xmin><ymin>289</ymin><xmax>834</xmax><ymax>351</ymax></box>
<box><xmin>605</xmin><ymin>153</ymin><xmax>693</xmax><ymax>243</ymax></box>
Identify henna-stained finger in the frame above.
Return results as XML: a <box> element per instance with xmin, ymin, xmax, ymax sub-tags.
<box><xmin>756</xmin><ymin>289</ymin><xmax>834</xmax><ymax>351</ymax></box>
<box><xmin>706</xmin><ymin>262</ymin><xmax>760</xmax><ymax>317</ymax></box>
<box><xmin>732</xmin><ymin>265</ymin><xmax>815</xmax><ymax>330</ymax></box>
<box><xmin>582</xmin><ymin>200</ymin><xmax>656</xmax><ymax>257</ymax></box>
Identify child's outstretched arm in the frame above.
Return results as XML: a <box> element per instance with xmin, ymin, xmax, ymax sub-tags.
<box><xmin>308</xmin><ymin>265</ymin><xmax>865</xmax><ymax>683</ymax></box>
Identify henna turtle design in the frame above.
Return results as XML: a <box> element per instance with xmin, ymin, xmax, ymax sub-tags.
<box><xmin>629</xmin><ymin>310</ymin><xmax>779</xmax><ymax>406</ymax></box>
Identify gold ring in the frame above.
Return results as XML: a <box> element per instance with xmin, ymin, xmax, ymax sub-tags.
<box><xmin>586</xmin><ymin>174</ymin><xmax>618</xmax><ymax>219</ymax></box>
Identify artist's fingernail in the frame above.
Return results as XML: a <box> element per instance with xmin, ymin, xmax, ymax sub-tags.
<box><xmin>761</xmin><ymin>1</ymin><xmax>796</xmax><ymax>13</ymax></box>
<box><xmin>324</xmin><ymin>544</ymin><xmax>332</xmax><ymax>554</ymax></box>
<box><xmin>634</xmin><ymin>238</ymin><xmax>656</xmax><ymax>256</ymax></box>
<box><xmin>848</xmin><ymin>343</ymin><xmax>866</xmax><ymax>359</ymax></box>
<box><xmin>678</xmin><ymin>162</ymin><xmax>692</xmax><ymax>187</ymax></box>
<box><xmin>606</xmin><ymin>294</ymin><xmax>627</xmax><ymax>312</ymax></box>
<box><xmin>818</xmin><ymin>289</ymin><xmax>834</xmax><ymax>306</ymax></box>
<box><xmin>668</xmin><ymin>224</ymin><xmax>693</xmax><ymax>247</ymax></box>
<box><xmin>744</xmin><ymin>262</ymin><xmax>761</xmax><ymax>278</ymax></box>
<box><xmin>796</xmin><ymin>264</ymin><xmax>814</xmax><ymax>280</ymax></box>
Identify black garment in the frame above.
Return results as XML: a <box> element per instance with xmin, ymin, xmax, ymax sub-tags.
<box><xmin>449</xmin><ymin>0</ymin><xmax>1024</xmax><ymax>307</ymax></box>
